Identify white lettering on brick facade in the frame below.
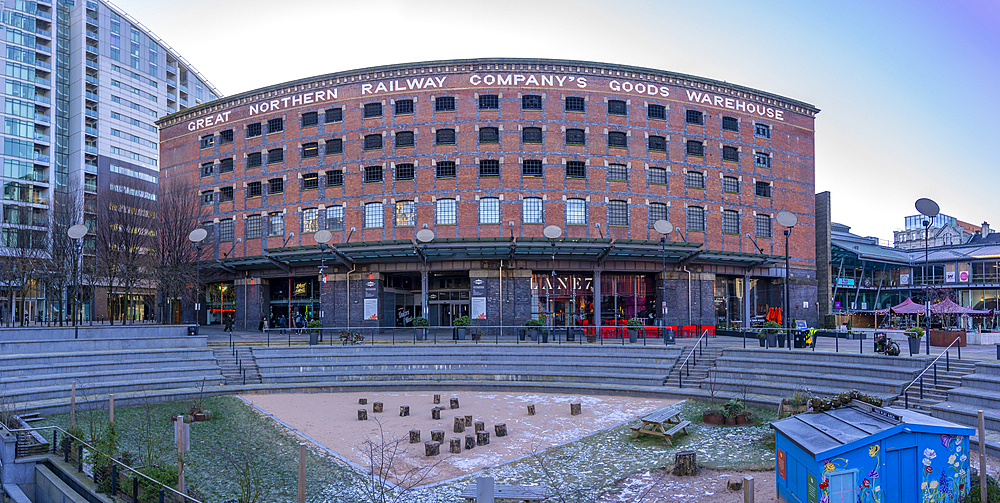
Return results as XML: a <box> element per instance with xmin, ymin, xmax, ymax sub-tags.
<box><xmin>608</xmin><ymin>79</ymin><xmax>670</xmax><ymax>98</ymax></box>
<box><xmin>360</xmin><ymin>76</ymin><xmax>448</xmax><ymax>95</ymax></box>
<box><xmin>684</xmin><ymin>90</ymin><xmax>784</xmax><ymax>121</ymax></box>
<box><xmin>185</xmin><ymin>89</ymin><xmax>338</xmax><ymax>131</ymax></box>
<box><xmin>469</xmin><ymin>74</ymin><xmax>588</xmax><ymax>89</ymax></box>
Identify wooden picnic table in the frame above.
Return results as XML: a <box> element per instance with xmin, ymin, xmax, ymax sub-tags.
<box><xmin>630</xmin><ymin>406</ymin><xmax>691</xmax><ymax>445</ymax></box>
<box><xmin>459</xmin><ymin>484</ymin><xmax>549</xmax><ymax>502</ymax></box>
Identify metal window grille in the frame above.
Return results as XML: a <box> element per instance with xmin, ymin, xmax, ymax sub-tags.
<box><xmin>522</xmin><ymin>95</ymin><xmax>542</xmax><ymax>110</ymax></box>
<box><xmin>219</xmin><ymin>158</ymin><xmax>234</xmax><ymax>173</ymax></box>
<box><xmin>566</xmin><ymin>161</ymin><xmax>586</xmax><ymax>179</ymax></box>
<box><xmin>754</xmin><ymin>123</ymin><xmax>770</xmax><ymax>138</ymax></box>
<box><xmin>364</xmin><ymin>165</ymin><xmax>383</xmax><ymax>183</ymax></box>
<box><xmin>478</xmin><ymin>95</ymin><xmax>499</xmax><ymax>110</ymax></box>
<box><xmin>522</xmin><ymin>127</ymin><xmax>542</xmax><ymax>144</ymax></box>
<box><xmin>722</xmin><ymin>176</ymin><xmax>740</xmax><ymax>193</ymax></box>
<box><xmin>364</xmin><ymin>134</ymin><xmax>383</xmax><ymax>150</ymax></box>
<box><xmin>268</xmin><ymin>178</ymin><xmax>283</xmax><ymax>194</ymax></box>
<box><xmin>522</xmin><ymin>159</ymin><xmax>543</xmax><ymax>177</ymax></box>
<box><xmin>755</xmin><ymin>214</ymin><xmax>772</xmax><ymax>238</ymax></box>
<box><xmin>607</xmin><ymin>100</ymin><xmax>627</xmax><ymax>116</ymax></box>
<box><xmin>326</xmin><ymin>138</ymin><xmax>343</xmax><ymax>154</ymax></box>
<box><xmin>267</xmin><ymin>118</ymin><xmax>283</xmax><ymax>133</ymax></box>
<box><xmin>479</xmin><ymin>159</ymin><xmax>500</xmax><ymax>177</ymax></box>
<box><xmin>722</xmin><ymin>116</ymin><xmax>739</xmax><ymax>132</ymax></box>
<box><xmin>648</xmin><ymin>167</ymin><xmax>668</xmax><ymax>185</ymax></box>
<box><xmin>522</xmin><ymin>197</ymin><xmax>544</xmax><ymax>224</ymax></box>
<box><xmin>302</xmin><ymin>142</ymin><xmax>319</xmax><ymax>158</ymax></box>
<box><xmin>648</xmin><ymin>135</ymin><xmax>666</xmax><ymax>151</ymax></box>
<box><xmin>201</xmin><ymin>190</ymin><xmax>213</xmax><ymax>205</ymax></box>
<box><xmin>395</xmin><ymin>131</ymin><xmax>414</xmax><ymax>147</ymax></box>
<box><xmin>566</xmin><ymin>198</ymin><xmax>586</xmax><ymax>225</ymax></box>
<box><xmin>303</xmin><ymin>173</ymin><xmax>319</xmax><ymax>190</ymax></box>
<box><xmin>395</xmin><ymin>163</ymin><xmax>414</xmax><ymax>180</ymax></box>
<box><xmin>565</xmin><ymin>97</ymin><xmax>585</xmax><ymax>112</ymax></box>
<box><xmin>246</xmin><ymin>123</ymin><xmax>261</xmax><ymax>137</ymax></box>
<box><xmin>647</xmin><ymin>104</ymin><xmax>666</xmax><ymax>120</ymax></box>
<box><xmin>247</xmin><ymin>181</ymin><xmax>262</xmax><ymax>197</ymax></box>
<box><xmin>247</xmin><ymin>152</ymin><xmax>262</xmax><ymax>168</ymax></box>
<box><xmin>219</xmin><ymin>129</ymin><xmax>234</xmax><ymax>143</ymax></box>
<box><xmin>326</xmin><ymin>170</ymin><xmax>343</xmax><ymax>187</ymax></box>
<box><xmin>301</xmin><ymin>112</ymin><xmax>318</xmax><ymax>127</ymax></box>
<box><xmin>565</xmin><ymin>129</ymin><xmax>585</xmax><ymax>145</ymax></box>
<box><xmin>686</xmin><ymin>206</ymin><xmax>706</xmax><ymax>232</ymax></box>
<box><xmin>325</xmin><ymin>108</ymin><xmax>342</xmax><ymax>123</ymax></box>
<box><xmin>200</xmin><ymin>162</ymin><xmax>213</xmax><ymax>177</ymax></box>
<box><xmin>326</xmin><ymin>206</ymin><xmax>344</xmax><ymax>231</ymax></box>
<box><xmin>755</xmin><ymin>181</ymin><xmax>771</xmax><ymax>197</ymax></box>
<box><xmin>436</xmin><ymin>129</ymin><xmax>455</xmax><ymax>145</ymax></box>
<box><xmin>394</xmin><ymin>99</ymin><xmax>414</xmax><ymax>115</ymax></box>
<box><xmin>648</xmin><ymin>203</ymin><xmax>667</xmax><ymax>228</ymax></box>
<box><xmin>722</xmin><ymin>209</ymin><xmax>740</xmax><ymax>235</ymax></box>
<box><xmin>219</xmin><ymin>186</ymin><xmax>234</xmax><ymax>202</ymax></box>
<box><xmin>269</xmin><ymin>212</ymin><xmax>283</xmax><ymax>236</ymax></box>
<box><xmin>219</xmin><ymin>219</ymin><xmax>234</xmax><ymax>242</ymax></box>
<box><xmin>395</xmin><ymin>200</ymin><xmax>415</xmax><ymax>227</ymax></box>
<box><xmin>363</xmin><ymin>102</ymin><xmax>382</xmax><ymax>118</ymax></box>
<box><xmin>607</xmin><ymin>200</ymin><xmax>628</xmax><ymax>226</ymax></box>
<box><xmin>723</xmin><ymin>146</ymin><xmax>739</xmax><ymax>162</ymax></box>
<box><xmin>267</xmin><ymin>149</ymin><xmax>284</xmax><ymax>164</ymax></box>
<box><xmin>364</xmin><ymin>202</ymin><xmax>384</xmax><ymax>228</ymax></box>
<box><xmin>479</xmin><ymin>197</ymin><xmax>500</xmax><ymax>224</ymax></box>
<box><xmin>199</xmin><ymin>134</ymin><xmax>213</xmax><ymax>148</ymax></box>
<box><xmin>435</xmin><ymin>96</ymin><xmax>455</xmax><ymax>111</ymax></box>
<box><xmin>686</xmin><ymin>140</ymin><xmax>704</xmax><ymax>156</ymax></box>
<box><xmin>436</xmin><ymin>161</ymin><xmax>456</xmax><ymax>178</ymax></box>
<box><xmin>607</xmin><ymin>163</ymin><xmax>628</xmax><ymax>181</ymax></box>
<box><xmin>608</xmin><ymin>131</ymin><xmax>627</xmax><ymax>148</ymax></box>
<box><xmin>479</xmin><ymin>127</ymin><xmax>499</xmax><ymax>144</ymax></box>
<box><xmin>245</xmin><ymin>214</ymin><xmax>262</xmax><ymax>239</ymax></box>
<box><xmin>685</xmin><ymin>171</ymin><xmax>705</xmax><ymax>189</ymax></box>
<box><xmin>755</xmin><ymin>151</ymin><xmax>771</xmax><ymax>167</ymax></box>
<box><xmin>436</xmin><ymin>199</ymin><xmax>456</xmax><ymax>225</ymax></box>
<box><xmin>685</xmin><ymin>110</ymin><xmax>703</xmax><ymax>125</ymax></box>
<box><xmin>302</xmin><ymin>208</ymin><xmax>319</xmax><ymax>233</ymax></box>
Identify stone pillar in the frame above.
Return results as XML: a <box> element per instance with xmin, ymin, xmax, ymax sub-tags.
<box><xmin>593</xmin><ymin>269</ymin><xmax>602</xmax><ymax>335</ymax></box>
<box><xmin>234</xmin><ymin>278</ymin><xmax>265</xmax><ymax>331</ymax></box>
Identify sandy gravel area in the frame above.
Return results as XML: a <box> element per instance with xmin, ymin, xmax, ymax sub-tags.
<box><xmin>242</xmin><ymin>391</ymin><xmax>676</xmax><ymax>484</ymax></box>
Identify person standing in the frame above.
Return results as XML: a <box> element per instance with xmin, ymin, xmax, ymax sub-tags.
<box><xmin>258</xmin><ymin>316</ymin><xmax>266</xmax><ymax>332</ymax></box>
<box><xmin>224</xmin><ymin>314</ymin><xmax>234</xmax><ymax>333</ymax></box>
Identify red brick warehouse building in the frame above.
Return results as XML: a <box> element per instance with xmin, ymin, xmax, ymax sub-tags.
<box><xmin>157</xmin><ymin>58</ymin><xmax>819</xmax><ymax>333</ymax></box>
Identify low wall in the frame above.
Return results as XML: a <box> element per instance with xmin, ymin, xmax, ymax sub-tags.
<box><xmin>0</xmin><ymin>325</ymin><xmax>193</xmax><ymax>341</ymax></box>
<box><xmin>929</xmin><ymin>330</ymin><xmax>966</xmax><ymax>348</ymax></box>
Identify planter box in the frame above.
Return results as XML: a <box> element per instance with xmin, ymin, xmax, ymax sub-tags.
<box><xmin>703</xmin><ymin>412</ymin><xmax>724</xmax><ymax>425</ymax></box>
<box><xmin>907</xmin><ymin>336</ymin><xmax>922</xmax><ymax>355</ymax></box>
<box><xmin>929</xmin><ymin>330</ymin><xmax>966</xmax><ymax>348</ymax></box>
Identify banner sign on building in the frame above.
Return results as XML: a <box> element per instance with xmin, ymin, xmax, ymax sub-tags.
<box><xmin>946</xmin><ymin>271</ymin><xmax>956</xmax><ymax>283</ymax></box>
<box><xmin>472</xmin><ymin>297</ymin><xmax>487</xmax><ymax>320</ymax></box>
<box><xmin>900</xmin><ymin>274</ymin><xmax>910</xmax><ymax>285</ymax></box>
<box><xmin>959</xmin><ymin>271</ymin><xmax>969</xmax><ymax>282</ymax></box>
<box><xmin>364</xmin><ymin>298</ymin><xmax>378</xmax><ymax>320</ymax></box>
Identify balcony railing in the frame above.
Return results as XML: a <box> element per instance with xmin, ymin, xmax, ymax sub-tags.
<box><xmin>35</xmin><ymin>44</ymin><xmax>50</xmax><ymax>54</ymax></box>
<box><xmin>32</xmin><ymin>152</ymin><xmax>50</xmax><ymax>163</ymax></box>
<box><xmin>85</xmin><ymin>60</ymin><xmax>98</xmax><ymax>70</ymax></box>
<box><xmin>84</xmin><ymin>109</ymin><xmax>97</xmax><ymax>119</ymax></box>
<box><xmin>34</xmin><ymin>113</ymin><xmax>49</xmax><ymax>123</ymax></box>
<box><xmin>84</xmin><ymin>145</ymin><xmax>98</xmax><ymax>154</ymax></box>
<box><xmin>85</xmin><ymin>75</ymin><xmax>98</xmax><ymax>85</ymax></box>
<box><xmin>34</xmin><ymin>60</ymin><xmax>51</xmax><ymax>70</ymax></box>
<box><xmin>34</xmin><ymin>95</ymin><xmax>50</xmax><ymax>105</ymax></box>
<box><xmin>35</xmin><ymin>28</ymin><xmax>51</xmax><ymax>38</ymax></box>
<box><xmin>85</xmin><ymin>91</ymin><xmax>99</xmax><ymax>102</ymax></box>
<box><xmin>85</xmin><ymin>126</ymin><xmax>98</xmax><ymax>136</ymax></box>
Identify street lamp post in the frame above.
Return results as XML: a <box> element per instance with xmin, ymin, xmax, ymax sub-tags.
<box><xmin>543</xmin><ymin>225</ymin><xmax>562</xmax><ymax>342</ymax></box>
<box><xmin>776</xmin><ymin>211</ymin><xmax>798</xmax><ymax>350</ymax></box>
<box><xmin>916</xmin><ymin>198</ymin><xmax>939</xmax><ymax>356</ymax></box>
<box><xmin>653</xmin><ymin>220</ymin><xmax>673</xmax><ymax>336</ymax></box>
<box><xmin>67</xmin><ymin>224</ymin><xmax>88</xmax><ymax>339</ymax></box>
<box><xmin>416</xmin><ymin>227</ymin><xmax>435</xmax><ymax>323</ymax></box>
<box><xmin>188</xmin><ymin>228</ymin><xmax>208</xmax><ymax>327</ymax></box>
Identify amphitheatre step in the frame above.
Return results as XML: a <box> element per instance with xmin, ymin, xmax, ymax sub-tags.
<box><xmin>0</xmin><ymin>348</ymin><xmax>215</xmax><ymax>365</ymax></box>
<box><xmin>929</xmin><ymin>401</ymin><xmax>1000</xmax><ymax>434</ymax></box>
<box><xmin>721</xmin><ymin>348</ymin><xmax>931</xmax><ymax>369</ymax></box>
<box><xmin>0</xmin><ymin>336</ymin><xmax>208</xmax><ymax>354</ymax></box>
<box><xmin>262</xmin><ymin>370</ymin><xmax>666</xmax><ymax>387</ymax></box>
<box><xmin>706</xmin><ymin>367</ymin><xmax>911</xmax><ymax>395</ymax></box>
<box><xmin>941</xmin><ymin>387</ymin><xmax>1000</xmax><ymax>410</ymax></box>
<box><xmin>0</xmin><ymin>366</ymin><xmax>223</xmax><ymax>391</ymax></box>
<box><xmin>960</xmin><ymin>373</ymin><xmax>1000</xmax><ymax>390</ymax></box>
<box><xmin>3</xmin><ymin>375</ymin><xmax>226</xmax><ymax>405</ymax></box>
<box><xmin>699</xmin><ymin>377</ymin><xmax>900</xmax><ymax>405</ymax></box>
<box><xmin>257</xmin><ymin>361</ymin><xmax>673</xmax><ymax>376</ymax></box>
<box><xmin>713</xmin><ymin>356</ymin><xmax>924</xmax><ymax>382</ymax></box>
<box><xmin>0</xmin><ymin>356</ymin><xmax>219</xmax><ymax>378</ymax></box>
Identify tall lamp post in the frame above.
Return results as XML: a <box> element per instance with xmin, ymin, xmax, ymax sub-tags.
<box><xmin>314</xmin><ymin>230</ymin><xmax>334</xmax><ymax>325</ymax></box>
<box><xmin>916</xmin><ymin>198</ymin><xmax>939</xmax><ymax>356</ymax></box>
<box><xmin>653</xmin><ymin>220</ymin><xmax>673</xmax><ymax>333</ymax></box>
<box><xmin>416</xmin><ymin>228</ymin><xmax>435</xmax><ymax>323</ymax></box>
<box><xmin>543</xmin><ymin>225</ymin><xmax>562</xmax><ymax>340</ymax></box>
<box><xmin>188</xmin><ymin>228</ymin><xmax>208</xmax><ymax>327</ymax></box>
<box><xmin>67</xmin><ymin>224</ymin><xmax>88</xmax><ymax>339</ymax></box>
<box><xmin>776</xmin><ymin>211</ymin><xmax>798</xmax><ymax>349</ymax></box>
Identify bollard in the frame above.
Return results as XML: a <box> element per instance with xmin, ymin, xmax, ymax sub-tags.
<box><xmin>465</xmin><ymin>434</ymin><xmax>476</xmax><ymax>450</ymax></box>
<box><xmin>743</xmin><ymin>475</ymin><xmax>755</xmax><ymax>503</ymax></box>
<box><xmin>372</xmin><ymin>402</ymin><xmax>383</xmax><ymax>413</ymax></box>
<box><xmin>111</xmin><ymin>464</ymin><xmax>118</xmax><ymax>497</ymax></box>
<box><xmin>133</xmin><ymin>477</ymin><xmax>138</xmax><ymax>502</ymax></box>
<box><xmin>400</xmin><ymin>405</ymin><xmax>410</xmax><ymax>417</ymax></box>
<box><xmin>454</xmin><ymin>417</ymin><xmax>465</xmax><ymax>433</ymax></box>
<box><xmin>570</xmin><ymin>403</ymin><xmax>582</xmax><ymax>416</ymax></box>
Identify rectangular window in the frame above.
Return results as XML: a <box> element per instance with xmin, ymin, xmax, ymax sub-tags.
<box><xmin>608</xmin><ymin>200</ymin><xmax>628</xmax><ymax>226</ymax></box>
<box><xmin>303</xmin><ymin>173</ymin><xmax>319</xmax><ymax>190</ymax></box>
<box><xmin>478</xmin><ymin>94</ymin><xmax>499</xmax><ymax>110</ymax></box>
<box><xmin>522</xmin><ymin>95</ymin><xmax>542</xmax><ymax>110</ymax></box>
<box><xmin>608</xmin><ymin>131</ymin><xmax>627</xmax><ymax>148</ymax></box>
<box><xmin>648</xmin><ymin>167</ymin><xmax>668</xmax><ymax>185</ymax></box>
<box><xmin>201</xmin><ymin>190</ymin><xmax>213</xmax><ymax>205</ymax></box>
<box><xmin>219</xmin><ymin>219</ymin><xmax>234</xmax><ymax>242</ymax></box>
<box><xmin>267</xmin><ymin>148</ymin><xmax>283</xmax><ymax>164</ymax></box>
<box><xmin>566</xmin><ymin>199</ymin><xmax>586</xmax><ymax>225</ymax></box>
<box><xmin>200</xmin><ymin>134</ymin><xmax>214</xmax><ymax>149</ymax></box>
<box><xmin>607</xmin><ymin>100</ymin><xmax>627</xmax><ymax>116</ymax></box>
<box><xmin>755</xmin><ymin>123</ymin><xmax>771</xmax><ymax>138</ymax></box>
<box><xmin>246</xmin><ymin>123</ymin><xmax>261</xmax><ymax>137</ymax></box>
<box><xmin>302</xmin><ymin>142</ymin><xmax>319</xmax><ymax>158</ymax></box>
<box><xmin>201</xmin><ymin>162</ymin><xmax>213</xmax><ymax>177</ymax></box>
<box><xmin>479</xmin><ymin>197</ymin><xmax>500</xmax><ymax>224</ymax></box>
<box><xmin>722</xmin><ymin>116</ymin><xmax>739</xmax><ymax>132</ymax></box>
<box><xmin>395</xmin><ymin>131</ymin><xmax>414</xmax><ymax>147</ymax></box>
<box><xmin>301</xmin><ymin>112</ymin><xmax>318</xmax><ymax>127</ymax></box>
<box><xmin>219</xmin><ymin>186</ymin><xmax>234</xmax><ymax>202</ymax></box>
<box><xmin>436</xmin><ymin>199</ymin><xmax>456</xmax><ymax>225</ymax></box>
<box><xmin>364</xmin><ymin>134</ymin><xmax>383</xmax><ymax>150</ymax></box>
<box><xmin>565</xmin><ymin>97</ymin><xmax>585</xmax><ymax>112</ymax></box>
<box><xmin>722</xmin><ymin>209</ymin><xmax>740</xmax><ymax>235</ymax></box>
<box><xmin>363</xmin><ymin>102</ymin><xmax>382</xmax><ymax>118</ymax></box>
<box><xmin>685</xmin><ymin>110</ymin><xmax>704</xmax><ymax>125</ymax></box>
<box><xmin>686</xmin><ymin>206</ymin><xmax>706</xmax><ymax>232</ymax></box>
<box><xmin>269</xmin><ymin>212</ymin><xmax>283</xmax><ymax>236</ymax></box>
<box><xmin>755</xmin><ymin>151</ymin><xmax>772</xmax><ymax>167</ymax></box>
<box><xmin>565</xmin><ymin>129</ymin><xmax>585</xmax><ymax>145</ymax></box>
<box><xmin>755</xmin><ymin>181</ymin><xmax>771</xmax><ymax>198</ymax></box>
<box><xmin>479</xmin><ymin>159</ymin><xmax>500</xmax><ymax>177</ymax></box>
<box><xmin>722</xmin><ymin>176</ymin><xmax>740</xmax><ymax>193</ymax></box>
<box><xmin>325</xmin><ymin>107</ymin><xmax>342</xmax><ymax>123</ymax></box>
<box><xmin>522</xmin><ymin>197</ymin><xmax>543</xmax><ymax>224</ymax></box>
<box><xmin>326</xmin><ymin>138</ymin><xmax>343</xmax><ymax>155</ymax></box>
<box><xmin>436</xmin><ymin>129</ymin><xmax>455</xmax><ymax>145</ymax></box>
<box><xmin>395</xmin><ymin>200</ymin><xmax>415</xmax><ymax>227</ymax></box>
<box><xmin>434</xmin><ymin>96</ymin><xmax>455</xmax><ymax>112</ymax></box>
<box><xmin>479</xmin><ymin>127</ymin><xmax>499</xmax><ymax>144</ymax></box>
<box><xmin>647</xmin><ymin>104</ymin><xmax>666</xmax><ymax>120</ymax></box>
<box><xmin>267</xmin><ymin>118</ymin><xmax>283</xmax><ymax>133</ymax></box>
<box><xmin>247</xmin><ymin>152</ymin><xmax>262</xmax><ymax>168</ymax></box>
<box><xmin>436</xmin><ymin>161</ymin><xmax>456</xmax><ymax>178</ymax></box>
<box><xmin>685</xmin><ymin>171</ymin><xmax>705</xmax><ymax>189</ymax></box>
<box><xmin>686</xmin><ymin>140</ymin><xmax>704</xmax><ymax>156</ymax></box>
<box><xmin>648</xmin><ymin>135</ymin><xmax>666</xmax><ymax>152</ymax></box>
<box><xmin>364</xmin><ymin>202</ymin><xmax>384</xmax><ymax>228</ymax></box>
<box><xmin>522</xmin><ymin>159</ymin><xmax>543</xmax><ymax>177</ymax></box>
<box><xmin>268</xmin><ymin>178</ymin><xmax>283</xmax><ymax>194</ymax></box>
<box><xmin>326</xmin><ymin>206</ymin><xmax>344</xmax><ymax>231</ymax></box>
<box><xmin>522</xmin><ymin>127</ymin><xmax>542</xmax><ymax>144</ymax></box>
<box><xmin>302</xmin><ymin>208</ymin><xmax>319</xmax><ymax>233</ymax></box>
<box><xmin>722</xmin><ymin>146</ymin><xmax>739</xmax><ymax>162</ymax></box>
<box><xmin>364</xmin><ymin>165</ymin><xmax>383</xmax><ymax>183</ymax></box>
<box><xmin>247</xmin><ymin>181</ymin><xmax>262</xmax><ymax>198</ymax></box>
<box><xmin>219</xmin><ymin>129</ymin><xmax>234</xmax><ymax>143</ymax></box>
<box><xmin>607</xmin><ymin>163</ymin><xmax>627</xmax><ymax>181</ymax></box>
<box><xmin>395</xmin><ymin>163</ymin><xmax>415</xmax><ymax>180</ymax></box>
<box><xmin>648</xmin><ymin>202</ymin><xmax>668</xmax><ymax>228</ymax></box>
<box><xmin>566</xmin><ymin>161</ymin><xmax>586</xmax><ymax>179</ymax></box>
<box><xmin>326</xmin><ymin>169</ymin><xmax>343</xmax><ymax>187</ymax></box>
<box><xmin>246</xmin><ymin>214</ymin><xmax>262</xmax><ymax>239</ymax></box>
<box><xmin>394</xmin><ymin>99</ymin><xmax>414</xmax><ymax>115</ymax></box>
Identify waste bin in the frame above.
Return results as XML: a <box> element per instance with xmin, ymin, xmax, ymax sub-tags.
<box><xmin>664</xmin><ymin>328</ymin><xmax>676</xmax><ymax>345</ymax></box>
<box><xmin>187</xmin><ymin>325</ymin><xmax>198</xmax><ymax>336</ymax></box>
<box><xmin>568</xmin><ymin>328</ymin><xmax>581</xmax><ymax>342</ymax></box>
<box><xmin>309</xmin><ymin>331</ymin><xmax>319</xmax><ymax>346</ymax></box>
<box><xmin>793</xmin><ymin>331</ymin><xmax>806</xmax><ymax>348</ymax></box>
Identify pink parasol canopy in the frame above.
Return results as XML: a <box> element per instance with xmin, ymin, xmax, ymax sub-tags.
<box><xmin>929</xmin><ymin>298</ymin><xmax>972</xmax><ymax>315</ymax></box>
<box><xmin>890</xmin><ymin>297</ymin><xmax>925</xmax><ymax>314</ymax></box>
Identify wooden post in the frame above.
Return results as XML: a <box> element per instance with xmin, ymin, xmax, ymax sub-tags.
<box><xmin>527</xmin><ymin>404</ymin><xmax>535</xmax><ymax>415</ymax></box>
<box><xmin>432</xmin><ymin>407</ymin><xmax>441</xmax><ymax>420</ymax></box>
<box><xmin>465</xmin><ymin>434</ymin><xmax>476</xmax><ymax>450</ymax></box>
<box><xmin>176</xmin><ymin>420</ymin><xmax>185</xmax><ymax>496</ymax></box>
<box><xmin>424</xmin><ymin>441</ymin><xmax>440</xmax><ymax>456</ymax></box>
<box><xmin>298</xmin><ymin>443</ymin><xmax>306</xmax><ymax>503</ymax></box>
<box><xmin>372</xmin><ymin>402</ymin><xmax>383</xmax><ymax>413</ymax></box>
<box><xmin>358</xmin><ymin>398</ymin><xmax>367</xmax><ymax>405</ymax></box>
<box><xmin>70</xmin><ymin>381</ymin><xmax>76</xmax><ymax>430</ymax></box>
<box><xmin>399</xmin><ymin>405</ymin><xmax>409</xmax><ymax>417</ymax></box>
<box><xmin>431</xmin><ymin>430</ymin><xmax>444</xmax><ymax>443</ymax></box>
<box><xmin>465</xmin><ymin>415</ymin><xmax>473</xmax><ymax>427</ymax></box>
<box><xmin>433</xmin><ymin>394</ymin><xmax>441</xmax><ymax>404</ymax></box>
<box><xmin>476</xmin><ymin>431</ymin><xmax>490</xmax><ymax>446</ymax></box>
<box><xmin>358</xmin><ymin>409</ymin><xmax>368</xmax><ymax>421</ymax></box>
<box><xmin>109</xmin><ymin>394</ymin><xmax>114</xmax><ymax>425</ymax></box>
<box><xmin>570</xmin><ymin>403</ymin><xmax>582</xmax><ymax>415</ymax></box>
<box><xmin>743</xmin><ymin>475</ymin><xmax>754</xmax><ymax>503</ymax></box>
<box><xmin>408</xmin><ymin>430</ymin><xmax>420</xmax><ymax>443</ymax></box>
<box><xmin>450</xmin><ymin>397</ymin><xmax>460</xmax><ymax>409</ymax></box>
<box><xmin>979</xmin><ymin>410</ymin><xmax>987</xmax><ymax>503</ymax></box>
<box><xmin>672</xmin><ymin>450</ymin><xmax>699</xmax><ymax>476</ymax></box>
<box><xmin>450</xmin><ymin>438</ymin><xmax>461</xmax><ymax>454</ymax></box>
<box><xmin>494</xmin><ymin>423</ymin><xmax>507</xmax><ymax>437</ymax></box>
<box><xmin>454</xmin><ymin>417</ymin><xmax>465</xmax><ymax>433</ymax></box>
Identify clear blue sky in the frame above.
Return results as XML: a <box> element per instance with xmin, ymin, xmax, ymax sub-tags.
<box><xmin>118</xmin><ymin>0</ymin><xmax>999</xmax><ymax>243</ymax></box>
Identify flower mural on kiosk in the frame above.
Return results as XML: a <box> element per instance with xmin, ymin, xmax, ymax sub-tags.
<box><xmin>921</xmin><ymin>435</ymin><xmax>968</xmax><ymax>503</ymax></box>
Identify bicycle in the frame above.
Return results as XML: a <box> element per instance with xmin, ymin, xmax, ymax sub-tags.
<box><xmin>874</xmin><ymin>332</ymin><xmax>900</xmax><ymax>356</ymax></box>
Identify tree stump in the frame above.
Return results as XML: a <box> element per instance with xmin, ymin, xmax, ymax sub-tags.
<box><xmin>672</xmin><ymin>450</ymin><xmax>699</xmax><ymax>476</ymax></box>
<box><xmin>570</xmin><ymin>403</ymin><xmax>582</xmax><ymax>416</ymax></box>
<box><xmin>527</xmin><ymin>404</ymin><xmax>535</xmax><ymax>416</ymax></box>
<box><xmin>400</xmin><ymin>405</ymin><xmax>410</xmax><ymax>417</ymax></box>
<box><xmin>450</xmin><ymin>398</ymin><xmax>460</xmax><ymax>409</ymax></box>
<box><xmin>424</xmin><ymin>441</ymin><xmax>440</xmax><ymax>457</ymax></box>
<box><xmin>464</xmin><ymin>415</ymin><xmax>473</xmax><ymax>427</ymax></box>
<box><xmin>476</xmin><ymin>431</ymin><xmax>490</xmax><ymax>446</ymax></box>
<box><xmin>409</xmin><ymin>430</ymin><xmax>420</xmax><ymax>443</ymax></box>
<box><xmin>432</xmin><ymin>407</ymin><xmax>441</xmax><ymax>420</ymax></box>
<box><xmin>431</xmin><ymin>430</ymin><xmax>444</xmax><ymax>443</ymax></box>
<box><xmin>727</xmin><ymin>479</ymin><xmax>743</xmax><ymax>491</ymax></box>
<box><xmin>494</xmin><ymin>423</ymin><xmax>507</xmax><ymax>437</ymax></box>
<box><xmin>465</xmin><ymin>434</ymin><xmax>476</xmax><ymax>450</ymax></box>
<box><xmin>372</xmin><ymin>402</ymin><xmax>383</xmax><ymax>413</ymax></box>
<box><xmin>433</xmin><ymin>394</ymin><xmax>441</xmax><ymax>404</ymax></box>
<box><xmin>450</xmin><ymin>438</ymin><xmax>461</xmax><ymax>454</ymax></box>
<box><xmin>474</xmin><ymin>421</ymin><xmax>485</xmax><ymax>432</ymax></box>
<box><xmin>358</xmin><ymin>409</ymin><xmax>368</xmax><ymax>421</ymax></box>
<box><xmin>454</xmin><ymin>417</ymin><xmax>465</xmax><ymax>433</ymax></box>
<box><xmin>359</xmin><ymin>398</ymin><xmax>368</xmax><ymax>405</ymax></box>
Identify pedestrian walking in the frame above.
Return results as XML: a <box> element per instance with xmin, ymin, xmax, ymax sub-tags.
<box><xmin>258</xmin><ymin>316</ymin><xmax>266</xmax><ymax>332</ymax></box>
<box><xmin>223</xmin><ymin>314</ymin><xmax>234</xmax><ymax>333</ymax></box>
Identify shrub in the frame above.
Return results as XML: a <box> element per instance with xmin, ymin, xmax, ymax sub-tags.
<box><xmin>786</xmin><ymin>391</ymin><xmax>809</xmax><ymax>407</ymax></box>
<box><xmin>452</xmin><ymin>316</ymin><xmax>471</xmax><ymax>327</ymax></box>
<box><xmin>761</xmin><ymin>320</ymin><xmax>781</xmax><ymax>336</ymax></box>
<box><xmin>525</xmin><ymin>318</ymin><xmax>543</xmax><ymax>327</ymax></box>
<box><xmin>412</xmin><ymin>316</ymin><xmax>429</xmax><ymax>327</ymax></box>
<box><xmin>305</xmin><ymin>320</ymin><xmax>322</xmax><ymax>333</ymax></box>
<box><xmin>626</xmin><ymin>318</ymin><xmax>643</xmax><ymax>328</ymax></box>
<box><xmin>965</xmin><ymin>472</ymin><xmax>1000</xmax><ymax>503</ymax></box>
<box><xmin>904</xmin><ymin>327</ymin><xmax>925</xmax><ymax>338</ymax></box>
<box><xmin>724</xmin><ymin>398</ymin><xmax>745</xmax><ymax>418</ymax></box>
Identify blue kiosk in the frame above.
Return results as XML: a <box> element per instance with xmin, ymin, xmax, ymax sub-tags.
<box><xmin>772</xmin><ymin>402</ymin><xmax>974</xmax><ymax>503</ymax></box>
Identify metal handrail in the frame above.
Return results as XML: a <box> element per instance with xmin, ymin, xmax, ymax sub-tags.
<box><xmin>673</xmin><ymin>328</ymin><xmax>710</xmax><ymax>388</ymax></box>
<box><xmin>901</xmin><ymin>336</ymin><xmax>960</xmax><ymax>396</ymax></box>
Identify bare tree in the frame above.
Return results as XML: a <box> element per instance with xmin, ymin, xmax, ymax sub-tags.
<box><xmin>40</xmin><ymin>189</ymin><xmax>83</xmax><ymax>326</ymax></box>
<box><xmin>0</xmin><ymin>224</ymin><xmax>46</xmax><ymax>326</ymax></box>
<box><xmin>350</xmin><ymin>416</ymin><xmax>440</xmax><ymax>503</ymax></box>
<box><xmin>94</xmin><ymin>179</ymin><xmax>156</xmax><ymax>325</ymax></box>
<box><xmin>208</xmin><ymin>409</ymin><xmax>295</xmax><ymax>503</ymax></box>
<box><xmin>153</xmin><ymin>177</ymin><xmax>200</xmax><ymax>324</ymax></box>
